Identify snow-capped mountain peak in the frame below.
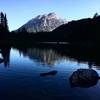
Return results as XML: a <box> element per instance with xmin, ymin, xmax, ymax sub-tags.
<box><xmin>16</xmin><ymin>13</ymin><xmax>67</xmax><ymax>33</ymax></box>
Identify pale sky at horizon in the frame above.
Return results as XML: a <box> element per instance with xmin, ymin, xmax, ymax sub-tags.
<box><xmin>0</xmin><ymin>0</ymin><xmax>100</xmax><ymax>31</ymax></box>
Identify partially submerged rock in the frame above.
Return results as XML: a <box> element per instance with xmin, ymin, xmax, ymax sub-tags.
<box><xmin>69</xmin><ymin>69</ymin><xmax>99</xmax><ymax>88</ymax></box>
<box><xmin>40</xmin><ymin>71</ymin><xmax>57</xmax><ymax>77</ymax></box>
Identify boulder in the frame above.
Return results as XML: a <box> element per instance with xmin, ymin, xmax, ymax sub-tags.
<box><xmin>69</xmin><ymin>69</ymin><xmax>99</xmax><ymax>88</ymax></box>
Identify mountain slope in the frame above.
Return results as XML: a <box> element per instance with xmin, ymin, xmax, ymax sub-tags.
<box><xmin>52</xmin><ymin>15</ymin><xmax>100</xmax><ymax>43</ymax></box>
<box><xmin>16</xmin><ymin>13</ymin><xmax>67</xmax><ymax>33</ymax></box>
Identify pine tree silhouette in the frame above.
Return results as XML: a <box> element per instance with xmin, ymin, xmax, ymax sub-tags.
<box><xmin>0</xmin><ymin>12</ymin><xmax>9</xmax><ymax>33</ymax></box>
<box><xmin>4</xmin><ymin>14</ymin><xmax>9</xmax><ymax>32</ymax></box>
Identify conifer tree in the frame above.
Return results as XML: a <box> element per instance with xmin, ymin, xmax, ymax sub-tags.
<box><xmin>0</xmin><ymin>12</ymin><xmax>5</xmax><ymax>26</ymax></box>
<box><xmin>4</xmin><ymin>14</ymin><xmax>9</xmax><ymax>32</ymax></box>
<box><xmin>0</xmin><ymin>12</ymin><xmax>9</xmax><ymax>33</ymax></box>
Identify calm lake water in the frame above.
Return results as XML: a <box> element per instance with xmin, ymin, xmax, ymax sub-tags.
<box><xmin>0</xmin><ymin>45</ymin><xmax>100</xmax><ymax>100</ymax></box>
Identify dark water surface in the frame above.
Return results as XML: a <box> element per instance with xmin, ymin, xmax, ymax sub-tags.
<box><xmin>0</xmin><ymin>45</ymin><xmax>100</xmax><ymax>100</ymax></box>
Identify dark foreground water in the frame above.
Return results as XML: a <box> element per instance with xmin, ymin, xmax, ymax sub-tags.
<box><xmin>0</xmin><ymin>45</ymin><xmax>100</xmax><ymax>100</ymax></box>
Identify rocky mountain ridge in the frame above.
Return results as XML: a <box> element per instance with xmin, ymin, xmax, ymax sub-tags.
<box><xmin>16</xmin><ymin>13</ymin><xmax>67</xmax><ymax>33</ymax></box>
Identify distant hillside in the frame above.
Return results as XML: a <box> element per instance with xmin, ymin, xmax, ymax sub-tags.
<box><xmin>16</xmin><ymin>13</ymin><xmax>67</xmax><ymax>33</ymax></box>
<box><xmin>52</xmin><ymin>14</ymin><xmax>100</xmax><ymax>43</ymax></box>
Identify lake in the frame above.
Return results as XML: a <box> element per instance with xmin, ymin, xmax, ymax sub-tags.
<box><xmin>0</xmin><ymin>45</ymin><xmax>100</xmax><ymax>100</ymax></box>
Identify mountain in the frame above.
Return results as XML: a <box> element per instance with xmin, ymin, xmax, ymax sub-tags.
<box><xmin>13</xmin><ymin>14</ymin><xmax>100</xmax><ymax>44</ymax></box>
<box><xmin>16</xmin><ymin>13</ymin><xmax>67</xmax><ymax>33</ymax></box>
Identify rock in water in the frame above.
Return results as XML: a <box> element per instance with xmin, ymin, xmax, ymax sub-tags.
<box><xmin>69</xmin><ymin>69</ymin><xmax>99</xmax><ymax>88</ymax></box>
<box><xmin>40</xmin><ymin>71</ymin><xmax>57</xmax><ymax>77</ymax></box>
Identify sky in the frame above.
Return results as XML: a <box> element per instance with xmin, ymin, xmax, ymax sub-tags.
<box><xmin>0</xmin><ymin>0</ymin><xmax>100</xmax><ymax>31</ymax></box>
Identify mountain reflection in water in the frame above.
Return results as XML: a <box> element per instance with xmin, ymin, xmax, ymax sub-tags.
<box><xmin>14</xmin><ymin>45</ymin><xmax>100</xmax><ymax>68</ymax></box>
<box><xmin>18</xmin><ymin>48</ymin><xmax>67</xmax><ymax>66</ymax></box>
<box><xmin>0</xmin><ymin>44</ymin><xmax>100</xmax><ymax>68</ymax></box>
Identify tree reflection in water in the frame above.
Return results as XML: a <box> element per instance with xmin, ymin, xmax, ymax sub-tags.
<box><xmin>0</xmin><ymin>46</ymin><xmax>11</xmax><ymax>67</ymax></box>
